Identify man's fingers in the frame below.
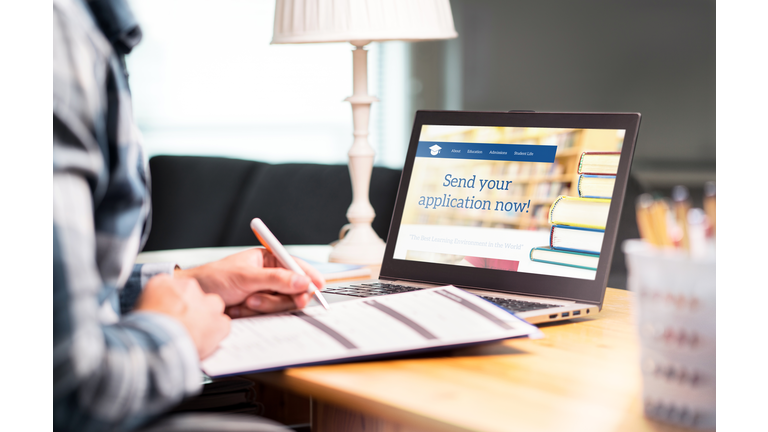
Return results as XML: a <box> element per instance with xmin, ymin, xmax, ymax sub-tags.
<box><xmin>259</xmin><ymin>251</ymin><xmax>326</xmax><ymax>291</ymax></box>
<box><xmin>138</xmin><ymin>274</ymin><xmax>232</xmax><ymax>360</ymax></box>
<box><xmin>240</xmin><ymin>267</ymin><xmax>314</xmax><ymax>295</ymax></box>
<box><xmin>246</xmin><ymin>292</ymin><xmax>299</xmax><ymax>313</ymax></box>
<box><xmin>286</xmin><ymin>255</ymin><xmax>324</xmax><ymax>283</ymax></box>
<box><xmin>199</xmin><ymin>314</ymin><xmax>231</xmax><ymax>359</ymax></box>
<box><xmin>226</xmin><ymin>292</ymin><xmax>312</xmax><ymax>318</ymax></box>
<box><xmin>293</xmin><ymin>257</ymin><xmax>326</xmax><ymax>290</ymax></box>
<box><xmin>292</xmin><ymin>292</ymin><xmax>312</xmax><ymax>309</ymax></box>
<box><xmin>226</xmin><ymin>305</ymin><xmax>254</xmax><ymax>319</ymax></box>
<box><xmin>203</xmin><ymin>292</ymin><xmax>227</xmax><ymax>314</ymax></box>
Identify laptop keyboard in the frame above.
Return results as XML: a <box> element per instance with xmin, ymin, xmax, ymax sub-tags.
<box><xmin>323</xmin><ymin>283</ymin><xmax>561</xmax><ymax>313</ymax></box>
<box><xmin>475</xmin><ymin>295</ymin><xmax>560</xmax><ymax>313</ymax></box>
<box><xmin>323</xmin><ymin>283</ymin><xmax>422</xmax><ymax>297</ymax></box>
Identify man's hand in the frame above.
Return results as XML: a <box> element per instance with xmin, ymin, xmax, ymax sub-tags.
<box><xmin>175</xmin><ymin>248</ymin><xmax>325</xmax><ymax>318</ymax></box>
<box><xmin>135</xmin><ymin>274</ymin><xmax>230</xmax><ymax>359</ymax></box>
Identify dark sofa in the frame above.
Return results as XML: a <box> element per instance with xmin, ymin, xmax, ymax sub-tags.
<box><xmin>143</xmin><ymin>155</ymin><xmax>402</xmax><ymax>251</ymax></box>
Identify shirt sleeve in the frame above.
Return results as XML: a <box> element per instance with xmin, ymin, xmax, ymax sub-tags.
<box><xmin>53</xmin><ymin>164</ymin><xmax>202</xmax><ymax>432</ymax></box>
<box><xmin>120</xmin><ymin>263</ymin><xmax>178</xmax><ymax>314</ymax></box>
<box><xmin>53</xmin><ymin>3</ymin><xmax>202</xmax><ymax>431</ymax></box>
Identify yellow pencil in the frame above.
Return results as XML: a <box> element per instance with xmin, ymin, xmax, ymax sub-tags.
<box><xmin>650</xmin><ymin>196</ymin><xmax>673</xmax><ymax>247</ymax></box>
<box><xmin>635</xmin><ymin>193</ymin><xmax>659</xmax><ymax>246</ymax></box>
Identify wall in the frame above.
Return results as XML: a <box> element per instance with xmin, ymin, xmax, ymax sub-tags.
<box><xmin>409</xmin><ymin>0</ymin><xmax>716</xmax><ymax>191</ymax></box>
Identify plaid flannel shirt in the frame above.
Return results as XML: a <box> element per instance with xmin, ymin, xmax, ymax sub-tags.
<box><xmin>53</xmin><ymin>0</ymin><xmax>201</xmax><ymax>430</ymax></box>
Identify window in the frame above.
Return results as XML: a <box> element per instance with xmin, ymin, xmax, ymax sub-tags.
<box><xmin>127</xmin><ymin>0</ymin><xmax>410</xmax><ymax>168</ymax></box>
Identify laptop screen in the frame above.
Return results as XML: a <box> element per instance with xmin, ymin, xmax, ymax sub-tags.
<box><xmin>388</xmin><ymin>116</ymin><xmax>635</xmax><ymax>290</ymax></box>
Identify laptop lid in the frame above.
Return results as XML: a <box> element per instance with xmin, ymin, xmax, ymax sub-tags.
<box><xmin>379</xmin><ymin>110</ymin><xmax>641</xmax><ymax>307</ymax></box>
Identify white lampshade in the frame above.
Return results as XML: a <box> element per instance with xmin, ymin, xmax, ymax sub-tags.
<box><xmin>272</xmin><ymin>0</ymin><xmax>458</xmax><ymax>44</ymax></box>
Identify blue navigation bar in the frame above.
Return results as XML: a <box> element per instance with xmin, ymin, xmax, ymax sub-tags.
<box><xmin>416</xmin><ymin>141</ymin><xmax>557</xmax><ymax>163</ymax></box>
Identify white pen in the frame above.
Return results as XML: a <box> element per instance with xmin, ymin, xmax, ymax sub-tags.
<box><xmin>250</xmin><ymin>218</ymin><xmax>331</xmax><ymax>310</ymax></box>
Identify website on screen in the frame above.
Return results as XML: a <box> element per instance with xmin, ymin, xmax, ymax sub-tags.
<box><xmin>392</xmin><ymin>125</ymin><xmax>626</xmax><ymax>281</ymax></box>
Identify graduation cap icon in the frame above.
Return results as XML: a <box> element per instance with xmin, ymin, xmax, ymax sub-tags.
<box><xmin>429</xmin><ymin>144</ymin><xmax>442</xmax><ymax>155</ymax></box>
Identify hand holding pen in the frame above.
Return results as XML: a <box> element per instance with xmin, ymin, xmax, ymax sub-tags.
<box><xmin>251</xmin><ymin>218</ymin><xmax>331</xmax><ymax>310</ymax></box>
<box><xmin>173</xmin><ymin>244</ymin><xmax>326</xmax><ymax>318</ymax></box>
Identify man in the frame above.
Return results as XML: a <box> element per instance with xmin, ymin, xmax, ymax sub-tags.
<box><xmin>53</xmin><ymin>0</ymin><xmax>324</xmax><ymax>430</ymax></box>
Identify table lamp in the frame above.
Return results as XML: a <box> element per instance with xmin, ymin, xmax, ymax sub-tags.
<box><xmin>271</xmin><ymin>0</ymin><xmax>458</xmax><ymax>264</ymax></box>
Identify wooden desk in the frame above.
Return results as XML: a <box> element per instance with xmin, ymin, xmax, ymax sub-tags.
<box><xmin>137</xmin><ymin>247</ymin><xmax>689</xmax><ymax>432</ymax></box>
<box><xmin>248</xmin><ymin>288</ymin><xmax>690</xmax><ymax>432</ymax></box>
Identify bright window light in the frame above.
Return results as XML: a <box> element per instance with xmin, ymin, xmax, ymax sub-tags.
<box><xmin>127</xmin><ymin>0</ymin><xmax>410</xmax><ymax>168</ymax></box>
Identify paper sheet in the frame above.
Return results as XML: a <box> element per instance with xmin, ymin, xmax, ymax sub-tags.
<box><xmin>202</xmin><ymin>286</ymin><xmax>542</xmax><ymax>377</ymax></box>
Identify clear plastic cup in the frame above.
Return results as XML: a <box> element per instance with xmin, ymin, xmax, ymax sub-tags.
<box><xmin>623</xmin><ymin>239</ymin><xmax>715</xmax><ymax>430</ymax></box>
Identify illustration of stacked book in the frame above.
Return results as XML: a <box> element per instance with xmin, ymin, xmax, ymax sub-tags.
<box><xmin>530</xmin><ymin>152</ymin><xmax>620</xmax><ymax>270</ymax></box>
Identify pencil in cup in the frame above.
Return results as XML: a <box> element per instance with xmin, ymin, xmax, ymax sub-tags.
<box><xmin>635</xmin><ymin>194</ymin><xmax>664</xmax><ymax>247</ymax></box>
<box><xmin>634</xmin><ymin>184</ymin><xmax>715</xmax><ymax>254</ymax></box>
<box><xmin>671</xmin><ymin>185</ymin><xmax>691</xmax><ymax>252</ymax></box>
<box><xmin>650</xmin><ymin>196</ymin><xmax>674</xmax><ymax>248</ymax></box>
<box><xmin>703</xmin><ymin>181</ymin><xmax>715</xmax><ymax>238</ymax></box>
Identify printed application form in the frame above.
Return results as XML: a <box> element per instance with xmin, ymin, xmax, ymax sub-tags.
<box><xmin>202</xmin><ymin>286</ymin><xmax>542</xmax><ymax>377</ymax></box>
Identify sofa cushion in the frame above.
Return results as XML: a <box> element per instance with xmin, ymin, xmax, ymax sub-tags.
<box><xmin>144</xmin><ymin>156</ymin><xmax>401</xmax><ymax>251</ymax></box>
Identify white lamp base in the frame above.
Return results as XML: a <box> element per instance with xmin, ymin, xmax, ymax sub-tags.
<box><xmin>328</xmin><ymin>42</ymin><xmax>387</xmax><ymax>265</ymax></box>
<box><xmin>328</xmin><ymin>223</ymin><xmax>386</xmax><ymax>264</ymax></box>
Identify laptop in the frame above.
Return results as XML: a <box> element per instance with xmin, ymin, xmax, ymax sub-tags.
<box><xmin>321</xmin><ymin>110</ymin><xmax>641</xmax><ymax>324</ymax></box>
